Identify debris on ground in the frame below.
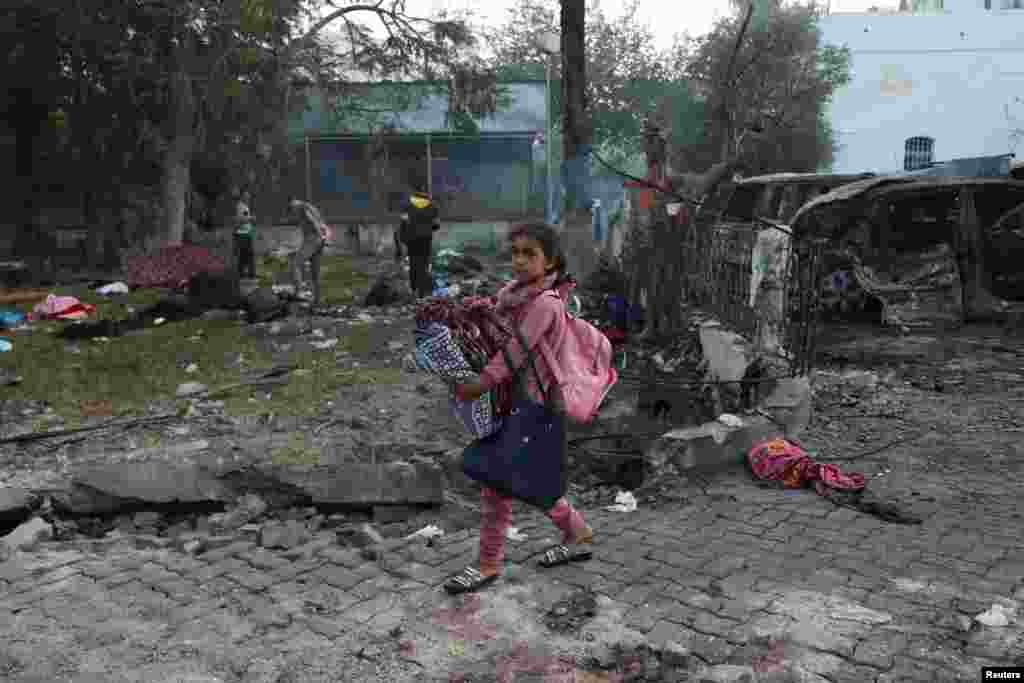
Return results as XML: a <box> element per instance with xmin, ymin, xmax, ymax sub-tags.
<box><xmin>96</xmin><ymin>281</ymin><xmax>130</xmax><ymax>296</ymax></box>
<box><xmin>544</xmin><ymin>589</ymin><xmax>598</xmax><ymax>633</ymax></box>
<box><xmin>30</xmin><ymin>294</ymin><xmax>95</xmax><ymax>321</ymax></box>
<box><xmin>0</xmin><ymin>308</ymin><xmax>25</xmax><ymax>328</ymax></box>
<box><xmin>605</xmin><ymin>491</ymin><xmax>638</xmax><ymax>512</ymax></box>
<box><xmin>975</xmin><ymin>602</ymin><xmax>1017</xmax><ymax>628</ymax></box>
<box><xmin>2</xmin><ymin>516</ymin><xmax>53</xmax><ymax>551</ymax></box>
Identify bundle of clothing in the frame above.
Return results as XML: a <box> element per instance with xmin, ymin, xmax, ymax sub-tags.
<box><xmin>414</xmin><ymin>295</ymin><xmax>515</xmax><ymax>438</ymax></box>
<box><xmin>747</xmin><ymin>438</ymin><xmax>921</xmax><ymax>524</ymax></box>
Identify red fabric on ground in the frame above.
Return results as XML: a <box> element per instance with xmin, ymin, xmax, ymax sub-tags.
<box><xmin>747</xmin><ymin>438</ymin><xmax>865</xmax><ymax>497</ymax></box>
<box><xmin>127</xmin><ymin>245</ymin><xmax>227</xmax><ymax>289</ymax></box>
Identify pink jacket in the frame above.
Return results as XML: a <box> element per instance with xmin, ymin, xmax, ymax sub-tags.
<box><xmin>479</xmin><ymin>289</ymin><xmax>567</xmax><ymax>407</ymax></box>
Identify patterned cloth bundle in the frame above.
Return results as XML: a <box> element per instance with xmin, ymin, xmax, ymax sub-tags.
<box><xmin>413</xmin><ymin>296</ymin><xmax>515</xmax><ymax>438</ymax></box>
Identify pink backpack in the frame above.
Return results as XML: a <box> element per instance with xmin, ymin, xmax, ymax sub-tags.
<box><xmin>536</xmin><ymin>291</ymin><xmax>618</xmax><ymax>424</ymax></box>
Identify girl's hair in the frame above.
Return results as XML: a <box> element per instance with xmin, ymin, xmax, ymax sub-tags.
<box><xmin>508</xmin><ymin>222</ymin><xmax>572</xmax><ymax>285</ymax></box>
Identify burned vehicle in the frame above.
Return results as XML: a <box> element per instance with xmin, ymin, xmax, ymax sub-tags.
<box><xmin>708</xmin><ymin>172</ymin><xmax>877</xmax><ymax>226</ymax></box>
<box><xmin>789</xmin><ymin>176</ymin><xmax>1024</xmax><ymax>327</ymax></box>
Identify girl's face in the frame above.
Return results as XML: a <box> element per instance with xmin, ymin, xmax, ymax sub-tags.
<box><xmin>510</xmin><ymin>236</ymin><xmax>555</xmax><ymax>284</ymax></box>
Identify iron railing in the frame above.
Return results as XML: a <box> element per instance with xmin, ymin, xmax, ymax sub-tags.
<box><xmin>620</xmin><ymin>194</ymin><xmax>824</xmax><ymax>378</ymax></box>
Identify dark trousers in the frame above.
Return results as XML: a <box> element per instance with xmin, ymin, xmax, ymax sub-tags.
<box><xmin>405</xmin><ymin>236</ymin><xmax>433</xmax><ymax>298</ymax></box>
<box><xmin>234</xmin><ymin>234</ymin><xmax>255</xmax><ymax>278</ymax></box>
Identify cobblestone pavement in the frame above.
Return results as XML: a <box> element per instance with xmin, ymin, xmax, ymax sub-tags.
<box><xmin>1</xmin><ymin>462</ymin><xmax>1021</xmax><ymax>683</ymax></box>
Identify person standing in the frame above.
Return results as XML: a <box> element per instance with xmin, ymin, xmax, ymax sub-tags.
<box><xmin>398</xmin><ymin>179</ymin><xmax>440</xmax><ymax>298</ymax></box>
<box><xmin>443</xmin><ymin>223</ymin><xmax>594</xmax><ymax>595</ymax></box>
<box><xmin>234</xmin><ymin>189</ymin><xmax>256</xmax><ymax>279</ymax></box>
<box><xmin>288</xmin><ymin>198</ymin><xmax>329</xmax><ymax>306</ymax></box>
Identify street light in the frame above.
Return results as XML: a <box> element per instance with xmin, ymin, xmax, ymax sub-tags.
<box><xmin>534</xmin><ymin>30</ymin><xmax>560</xmax><ymax>224</ymax></box>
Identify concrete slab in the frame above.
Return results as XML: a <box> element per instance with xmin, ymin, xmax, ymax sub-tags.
<box><xmin>647</xmin><ymin>414</ymin><xmax>783</xmax><ymax>472</ymax></box>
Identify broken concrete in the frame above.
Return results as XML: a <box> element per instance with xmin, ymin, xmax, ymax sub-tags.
<box><xmin>268</xmin><ymin>462</ymin><xmax>444</xmax><ymax>506</ymax></box>
<box><xmin>52</xmin><ymin>458</ymin><xmax>445</xmax><ymax>517</ymax></box>
<box><xmin>66</xmin><ymin>461</ymin><xmax>230</xmax><ymax>512</ymax></box>
<box><xmin>259</xmin><ymin>518</ymin><xmax>310</xmax><ymax>550</ymax></box>
<box><xmin>758</xmin><ymin>376</ymin><xmax>812</xmax><ymax>438</ymax></box>
<box><xmin>2</xmin><ymin>516</ymin><xmax>53</xmax><ymax>551</ymax></box>
<box><xmin>647</xmin><ymin>414</ymin><xmax>782</xmax><ymax>472</ymax></box>
<box><xmin>0</xmin><ymin>487</ymin><xmax>36</xmax><ymax>521</ymax></box>
<box><xmin>699</xmin><ymin>322</ymin><xmax>753</xmax><ymax>384</ymax></box>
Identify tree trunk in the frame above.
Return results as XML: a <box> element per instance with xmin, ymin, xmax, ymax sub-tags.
<box><xmin>11</xmin><ymin>90</ymin><xmax>53</xmax><ymax>283</ymax></box>
<box><xmin>160</xmin><ymin>70</ymin><xmax>197</xmax><ymax>244</ymax></box>
<box><xmin>559</xmin><ymin>0</ymin><xmax>595</xmax><ymax>281</ymax></box>
<box><xmin>161</xmin><ymin>136</ymin><xmax>193</xmax><ymax>245</ymax></box>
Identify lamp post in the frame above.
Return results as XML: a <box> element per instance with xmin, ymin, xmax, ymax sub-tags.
<box><xmin>535</xmin><ymin>31</ymin><xmax>560</xmax><ymax>224</ymax></box>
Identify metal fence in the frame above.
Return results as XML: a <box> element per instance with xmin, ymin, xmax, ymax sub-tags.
<box><xmin>621</xmin><ymin>193</ymin><xmax>824</xmax><ymax>377</ymax></box>
<box><xmin>303</xmin><ymin>133</ymin><xmax>546</xmax><ymax>221</ymax></box>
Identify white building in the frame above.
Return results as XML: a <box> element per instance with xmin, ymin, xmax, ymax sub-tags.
<box><xmin>818</xmin><ymin>0</ymin><xmax>1024</xmax><ymax>173</ymax></box>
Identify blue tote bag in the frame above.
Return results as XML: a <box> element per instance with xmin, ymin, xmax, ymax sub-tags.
<box><xmin>461</xmin><ymin>327</ymin><xmax>567</xmax><ymax>510</ymax></box>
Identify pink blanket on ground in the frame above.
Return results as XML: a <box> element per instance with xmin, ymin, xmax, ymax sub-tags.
<box><xmin>747</xmin><ymin>438</ymin><xmax>865</xmax><ymax>496</ymax></box>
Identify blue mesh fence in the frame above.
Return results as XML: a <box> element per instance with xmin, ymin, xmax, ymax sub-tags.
<box><xmin>306</xmin><ymin>134</ymin><xmax>545</xmax><ymax>221</ymax></box>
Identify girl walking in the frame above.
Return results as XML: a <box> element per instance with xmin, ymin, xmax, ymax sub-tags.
<box><xmin>445</xmin><ymin>223</ymin><xmax>594</xmax><ymax>595</ymax></box>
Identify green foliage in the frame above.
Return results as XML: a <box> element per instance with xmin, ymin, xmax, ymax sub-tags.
<box><xmin>485</xmin><ymin>0</ymin><xmax>676</xmax><ymax>151</ymax></box>
<box><xmin>673</xmin><ymin>0</ymin><xmax>850</xmax><ymax>174</ymax></box>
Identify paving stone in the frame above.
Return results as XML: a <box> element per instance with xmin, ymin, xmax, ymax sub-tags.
<box><xmin>227</xmin><ymin>569</ymin><xmax>277</xmax><ymax>592</ymax></box>
<box><xmin>852</xmin><ymin>637</ymin><xmax>899</xmax><ymax>670</ymax></box>
<box><xmin>300</xmin><ymin>614</ymin><xmax>356</xmax><ymax>639</ymax></box>
<box><xmin>688</xmin><ymin>632</ymin><xmax>736</xmax><ymax>666</ymax></box>
<box><xmin>94</xmin><ymin>571</ymin><xmax>140</xmax><ymax>590</ymax></box>
<box><xmin>239</xmin><ymin>548</ymin><xmax>291</xmax><ymax>571</ymax></box>
<box><xmin>349</xmin><ymin>575</ymin><xmax>401</xmax><ymax>601</ymax></box>
<box><xmin>157</xmin><ymin>580</ymin><xmax>201</xmax><ymax>604</ymax></box>
<box><xmin>270</xmin><ymin>558</ymin><xmax>323</xmax><ymax>581</ymax></box>
<box><xmin>345</xmin><ymin>593</ymin><xmax>399</xmax><ymax>624</ymax></box>
<box><xmin>201</xmin><ymin>540</ymin><xmax>258</xmax><ymax>563</ymax></box>
<box><xmin>315</xmin><ymin>565</ymin><xmax>364</xmax><ymax>591</ymax></box>
<box><xmin>622</xmin><ymin>602</ymin><xmax>672</xmax><ymax>634</ymax></box>
<box><xmin>318</xmin><ymin>546</ymin><xmax>363</xmax><ymax>569</ymax></box>
<box><xmin>701</xmin><ymin>556</ymin><xmax>749</xmax><ymax>578</ymax></box>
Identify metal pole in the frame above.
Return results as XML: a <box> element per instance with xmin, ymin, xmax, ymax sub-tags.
<box><xmin>304</xmin><ymin>135</ymin><xmax>312</xmax><ymax>203</ymax></box>
<box><xmin>426</xmin><ymin>133</ymin><xmax>432</xmax><ymax>195</ymax></box>
<box><xmin>546</xmin><ymin>58</ymin><xmax>553</xmax><ymax>224</ymax></box>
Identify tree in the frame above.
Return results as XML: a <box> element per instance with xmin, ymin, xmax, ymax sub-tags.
<box><xmin>485</xmin><ymin>0</ymin><xmax>683</xmax><ymax>160</ymax></box>
<box><xmin>560</xmin><ymin>0</ymin><xmax>594</xmax><ymax>279</ymax></box>
<box><xmin>4</xmin><ymin>0</ymin><xmax>500</xmax><ymax>249</ymax></box>
<box><xmin>672</xmin><ymin>0</ymin><xmax>850</xmax><ymax>175</ymax></box>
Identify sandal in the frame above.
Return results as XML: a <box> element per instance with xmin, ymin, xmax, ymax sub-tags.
<box><xmin>538</xmin><ymin>544</ymin><xmax>594</xmax><ymax>568</ymax></box>
<box><xmin>443</xmin><ymin>567</ymin><xmax>499</xmax><ymax>595</ymax></box>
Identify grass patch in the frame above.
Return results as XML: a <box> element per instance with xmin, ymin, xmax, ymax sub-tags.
<box><xmin>255</xmin><ymin>254</ymin><xmax>371</xmax><ymax>305</ymax></box>
<box><xmin>270</xmin><ymin>432</ymin><xmax>321</xmax><ymax>465</ymax></box>
<box><xmin>0</xmin><ymin>255</ymin><xmax>392</xmax><ymax>423</ymax></box>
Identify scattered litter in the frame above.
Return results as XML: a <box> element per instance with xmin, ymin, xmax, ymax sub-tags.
<box><xmin>96</xmin><ymin>281</ymin><xmax>130</xmax><ymax>296</ymax></box>
<box><xmin>154</xmin><ymin>317</ymin><xmax>166</xmax><ymax>326</ymax></box>
<box><xmin>406</xmin><ymin>525</ymin><xmax>444</xmax><ymax>541</ymax></box>
<box><xmin>505</xmin><ymin>527</ymin><xmax>528</xmax><ymax>542</ymax></box>
<box><xmin>0</xmin><ymin>338</ymin><xmax>11</xmax><ymax>352</ymax></box>
<box><xmin>272</xmin><ymin>284</ymin><xmax>296</xmax><ymax>297</ymax></box>
<box><xmin>0</xmin><ymin>309</ymin><xmax>24</xmax><ymax>328</ymax></box>
<box><xmin>176</xmin><ymin>382</ymin><xmax>208</xmax><ymax>398</ymax></box>
<box><xmin>605</xmin><ymin>491</ymin><xmax>638</xmax><ymax>513</ymax></box>
<box><xmin>185</xmin><ymin>363</ymin><xmax>199</xmax><ymax>374</ymax></box>
<box><xmin>975</xmin><ymin>603</ymin><xmax>1017</xmax><ymax>628</ymax></box>
<box><xmin>544</xmin><ymin>589</ymin><xmax>598</xmax><ymax>633</ymax></box>
<box><xmin>718</xmin><ymin>413</ymin><xmax>744</xmax><ymax>428</ymax></box>
<box><xmin>312</xmin><ymin>328</ymin><xmax>325</xmax><ymax>338</ymax></box>
<box><xmin>30</xmin><ymin>294</ymin><xmax>95</xmax><ymax>321</ymax></box>
<box><xmin>311</xmin><ymin>338</ymin><xmax>339</xmax><ymax>350</ymax></box>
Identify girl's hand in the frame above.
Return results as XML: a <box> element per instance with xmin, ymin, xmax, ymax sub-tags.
<box><xmin>454</xmin><ymin>381</ymin><xmax>486</xmax><ymax>402</ymax></box>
